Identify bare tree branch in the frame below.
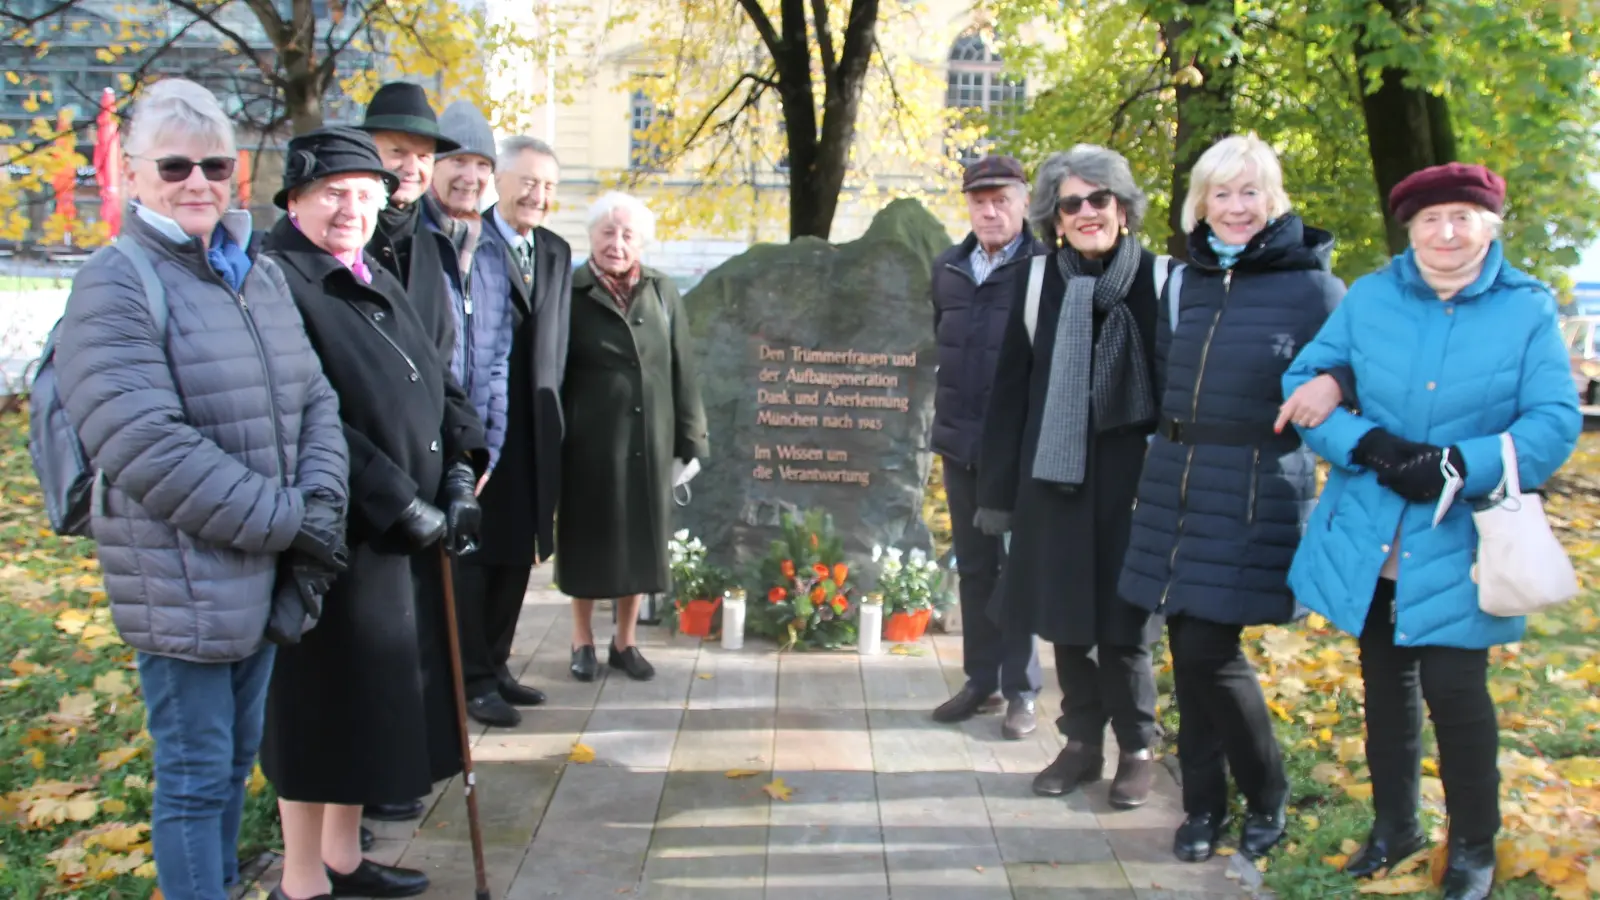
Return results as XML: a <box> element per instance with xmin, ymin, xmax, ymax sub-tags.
<box><xmin>735</xmin><ymin>0</ymin><xmax>782</xmax><ymax>59</ymax></box>
<box><xmin>0</xmin><ymin>0</ymin><xmax>80</xmax><ymax>28</ymax></box>
<box><xmin>671</xmin><ymin>70</ymin><xmax>775</xmax><ymax>160</ymax></box>
<box><xmin>162</xmin><ymin>0</ymin><xmax>278</xmax><ymax>82</ymax></box>
<box><xmin>811</xmin><ymin>0</ymin><xmax>836</xmax><ymax>81</ymax></box>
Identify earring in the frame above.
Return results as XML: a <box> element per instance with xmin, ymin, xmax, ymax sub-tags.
<box><xmin>1120</xmin><ymin>225</ymin><xmax>1129</xmax><ymax>236</ymax></box>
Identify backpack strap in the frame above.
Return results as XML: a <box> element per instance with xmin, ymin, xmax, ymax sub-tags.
<box><xmin>112</xmin><ymin>238</ymin><xmax>169</xmax><ymax>339</ymax></box>
<box><xmin>1023</xmin><ymin>255</ymin><xmax>1046</xmax><ymax>342</ymax></box>
<box><xmin>1167</xmin><ymin>263</ymin><xmax>1186</xmax><ymax>334</ymax></box>
<box><xmin>1153</xmin><ymin>254</ymin><xmax>1172</xmax><ymax>304</ymax></box>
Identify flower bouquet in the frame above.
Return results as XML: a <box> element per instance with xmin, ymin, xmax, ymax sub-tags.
<box><xmin>873</xmin><ymin>545</ymin><xmax>950</xmax><ymax>642</ymax></box>
<box><xmin>668</xmin><ymin>529</ymin><xmax>734</xmax><ymax>638</ymax></box>
<box><xmin>751</xmin><ymin>509</ymin><xmax>858</xmax><ymax>650</ymax></box>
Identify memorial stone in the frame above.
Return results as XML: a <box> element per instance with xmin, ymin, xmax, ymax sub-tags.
<box><xmin>677</xmin><ymin>199</ymin><xmax>950</xmax><ymax>580</ymax></box>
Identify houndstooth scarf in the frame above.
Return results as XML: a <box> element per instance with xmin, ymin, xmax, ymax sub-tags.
<box><xmin>1030</xmin><ymin>235</ymin><xmax>1154</xmax><ymax>486</ymax></box>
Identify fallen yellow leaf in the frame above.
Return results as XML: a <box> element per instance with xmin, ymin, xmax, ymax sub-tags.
<box><xmin>1344</xmin><ymin>782</ymin><xmax>1373</xmax><ymax>801</ymax></box>
<box><xmin>1357</xmin><ymin>874</ymin><xmax>1434</xmax><ymax>894</ymax></box>
<box><xmin>724</xmin><ymin>769</ymin><xmax>763</xmax><ymax>779</ymax></box>
<box><xmin>97</xmin><ymin>746</ymin><xmax>141</xmax><ymax>771</ymax></box>
<box><xmin>92</xmin><ymin>671</ymin><xmax>132</xmax><ymax>698</ymax></box>
<box><xmin>246</xmin><ymin>764</ymin><xmax>267</xmax><ymax>797</ymax></box>
<box><xmin>1340</xmin><ymin>838</ymin><xmax>1362</xmax><ymax>855</ymax></box>
<box><xmin>1553</xmin><ymin>756</ymin><xmax>1600</xmax><ymax>787</ymax></box>
<box><xmin>697</xmin><ymin>673</ymin><xmax>713</xmax><ymax>680</ymax></box>
<box><xmin>1323</xmin><ymin>853</ymin><xmax>1349</xmax><ymax>869</ymax></box>
<box><xmin>1299</xmin><ymin>814</ymin><xmax>1319</xmax><ymax>831</ymax></box>
<box><xmin>27</xmin><ymin>748</ymin><xmax>45</xmax><ymax>769</ymax></box>
<box><xmin>762</xmin><ymin>777</ymin><xmax>793</xmax><ymax>801</ymax></box>
<box><xmin>567</xmin><ymin>743</ymin><xmax>596</xmax><ymax>764</ymax></box>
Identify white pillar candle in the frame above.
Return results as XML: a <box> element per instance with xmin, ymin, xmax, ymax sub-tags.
<box><xmin>721</xmin><ymin>590</ymin><xmax>746</xmax><ymax>651</ymax></box>
<box><xmin>858</xmin><ymin>603</ymin><xmax>883</xmax><ymax>655</ymax></box>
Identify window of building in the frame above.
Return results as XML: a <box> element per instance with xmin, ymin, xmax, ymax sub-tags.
<box><xmin>629</xmin><ymin>86</ymin><xmax>672</xmax><ymax>172</ymax></box>
<box><xmin>945</xmin><ymin>32</ymin><xmax>1026</xmax><ymax>164</ymax></box>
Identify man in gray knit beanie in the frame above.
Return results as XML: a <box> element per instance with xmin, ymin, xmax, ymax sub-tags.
<box><xmin>433</xmin><ymin>100</ymin><xmax>496</xmax><ymax>217</ymax></box>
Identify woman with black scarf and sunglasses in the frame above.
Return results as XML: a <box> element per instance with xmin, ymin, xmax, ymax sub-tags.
<box><xmin>976</xmin><ymin>144</ymin><xmax>1163</xmax><ymax>810</ymax></box>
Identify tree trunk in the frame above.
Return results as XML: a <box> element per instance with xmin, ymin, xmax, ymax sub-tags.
<box><xmin>1355</xmin><ymin>0</ymin><xmax>1455</xmax><ymax>253</ymax></box>
<box><xmin>1163</xmin><ymin>5</ymin><xmax>1236</xmax><ymax>260</ymax></box>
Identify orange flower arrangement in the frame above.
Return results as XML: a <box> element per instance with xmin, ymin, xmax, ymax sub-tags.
<box><xmin>831</xmin><ymin>594</ymin><xmax>848</xmax><ymax>614</ymax></box>
<box><xmin>812</xmin><ymin>562</ymin><xmax>830</xmax><ymax>580</ymax></box>
<box><xmin>768</xmin><ymin>586</ymin><xmax>787</xmax><ymax>604</ymax></box>
<box><xmin>781</xmin><ymin>559</ymin><xmax>796</xmax><ymax>579</ymax></box>
<box><xmin>753</xmin><ymin>509</ymin><xmax>857</xmax><ymax>649</ymax></box>
<box><xmin>833</xmin><ymin>563</ymin><xmax>849</xmax><ymax>586</ymax></box>
<box><xmin>809</xmin><ymin>583</ymin><xmax>827</xmax><ymax>605</ymax></box>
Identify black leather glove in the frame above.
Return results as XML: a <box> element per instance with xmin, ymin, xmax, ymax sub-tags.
<box><xmin>1377</xmin><ymin>445</ymin><xmax>1467</xmax><ymax>503</ymax></box>
<box><xmin>439</xmin><ymin>461</ymin><xmax>481</xmax><ymax>556</ymax></box>
<box><xmin>286</xmin><ymin>549</ymin><xmax>341</xmax><ymax>600</ymax></box>
<box><xmin>290</xmin><ymin>492</ymin><xmax>349</xmax><ymax>571</ymax></box>
<box><xmin>394</xmin><ymin>497</ymin><xmax>448</xmax><ymax>551</ymax></box>
<box><xmin>1352</xmin><ymin>428</ymin><xmax>1435</xmax><ymax>472</ymax></box>
<box><xmin>973</xmin><ymin>507</ymin><xmax>1012</xmax><ymax>537</ymax></box>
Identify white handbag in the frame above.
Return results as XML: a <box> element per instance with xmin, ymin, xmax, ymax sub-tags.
<box><xmin>1472</xmin><ymin>433</ymin><xmax>1579</xmax><ymax>617</ymax></box>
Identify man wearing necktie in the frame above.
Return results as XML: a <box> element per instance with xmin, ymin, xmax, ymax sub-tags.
<box><xmin>456</xmin><ymin>135</ymin><xmax>573</xmax><ymax>727</ymax></box>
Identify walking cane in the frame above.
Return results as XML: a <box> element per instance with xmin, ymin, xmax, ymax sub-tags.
<box><xmin>437</xmin><ymin>544</ymin><xmax>493</xmax><ymax>900</ymax></box>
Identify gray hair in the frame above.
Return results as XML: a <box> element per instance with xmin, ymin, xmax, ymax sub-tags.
<box><xmin>1028</xmin><ymin>144</ymin><xmax>1148</xmax><ymax>246</ymax></box>
<box><xmin>125</xmin><ymin>78</ymin><xmax>235</xmax><ymax>158</ymax></box>
<box><xmin>587</xmin><ymin>190</ymin><xmax>656</xmax><ymax>246</ymax></box>
<box><xmin>500</xmin><ymin>134</ymin><xmax>559</xmax><ymax>165</ymax></box>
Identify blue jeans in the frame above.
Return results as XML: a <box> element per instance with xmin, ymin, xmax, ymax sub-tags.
<box><xmin>137</xmin><ymin>645</ymin><xmax>276</xmax><ymax>900</ymax></box>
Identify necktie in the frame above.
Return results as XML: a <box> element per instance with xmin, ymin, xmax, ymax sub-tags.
<box><xmin>517</xmin><ymin>240</ymin><xmax>535</xmax><ymax>278</ymax></box>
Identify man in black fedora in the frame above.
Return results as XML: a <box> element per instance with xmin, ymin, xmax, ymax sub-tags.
<box><xmin>355</xmin><ymin>80</ymin><xmax>479</xmax><ymax>827</ymax></box>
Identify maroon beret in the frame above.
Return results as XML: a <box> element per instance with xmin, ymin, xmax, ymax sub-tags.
<box><xmin>1388</xmin><ymin>162</ymin><xmax>1507</xmax><ymax>224</ymax></box>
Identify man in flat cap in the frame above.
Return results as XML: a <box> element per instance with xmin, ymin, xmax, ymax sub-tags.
<box><xmin>928</xmin><ymin>154</ymin><xmax>1045</xmax><ymax>740</ymax></box>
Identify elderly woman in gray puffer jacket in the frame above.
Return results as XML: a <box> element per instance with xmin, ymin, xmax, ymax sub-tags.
<box><xmin>54</xmin><ymin>78</ymin><xmax>348</xmax><ymax>900</ymax></box>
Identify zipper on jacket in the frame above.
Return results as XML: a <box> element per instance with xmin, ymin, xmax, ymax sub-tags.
<box><xmin>1157</xmin><ymin>444</ymin><xmax>1198</xmax><ymax>614</ymax></box>
<box><xmin>1188</xmin><ymin>269</ymin><xmax>1233</xmax><ymax>421</ymax></box>
<box><xmin>230</xmin><ymin>286</ymin><xmax>288</xmax><ymax>486</ymax></box>
<box><xmin>1245</xmin><ymin>446</ymin><xmax>1260</xmax><ymax>525</ymax></box>
<box><xmin>357</xmin><ymin>308</ymin><xmax>423</xmax><ymax>382</ymax></box>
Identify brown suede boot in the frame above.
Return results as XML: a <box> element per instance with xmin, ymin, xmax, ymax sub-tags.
<box><xmin>1108</xmin><ymin>749</ymin><xmax>1155</xmax><ymax>809</ymax></box>
<box><xmin>1032</xmin><ymin>741</ymin><xmax>1104</xmax><ymax>796</ymax></box>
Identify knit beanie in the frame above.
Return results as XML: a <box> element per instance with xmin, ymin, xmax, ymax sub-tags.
<box><xmin>1388</xmin><ymin>163</ymin><xmax>1506</xmax><ymax>225</ymax></box>
<box><xmin>436</xmin><ymin>100</ymin><xmax>496</xmax><ymax>169</ymax></box>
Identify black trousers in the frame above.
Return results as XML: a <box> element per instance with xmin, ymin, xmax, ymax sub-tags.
<box><xmin>453</xmin><ymin>559</ymin><xmax>533</xmax><ymax>699</ymax></box>
<box><xmin>943</xmin><ymin>459</ymin><xmax>1042</xmax><ymax>699</ymax></box>
<box><xmin>1168</xmin><ymin>614</ymin><xmax>1287</xmax><ymax>817</ymax></box>
<box><xmin>1054</xmin><ymin>642</ymin><xmax>1158</xmax><ymax>751</ymax></box>
<box><xmin>1360</xmin><ymin>579</ymin><xmax>1499</xmax><ymax>844</ymax></box>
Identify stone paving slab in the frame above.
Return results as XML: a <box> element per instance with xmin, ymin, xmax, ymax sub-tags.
<box><xmin>245</xmin><ymin>569</ymin><xmax>1255</xmax><ymax>899</ymax></box>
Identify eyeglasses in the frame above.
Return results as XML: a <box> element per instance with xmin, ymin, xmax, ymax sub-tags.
<box><xmin>142</xmin><ymin>156</ymin><xmax>237</xmax><ymax>183</ymax></box>
<box><xmin>1057</xmin><ymin>189</ymin><xmax>1116</xmax><ymax>216</ymax></box>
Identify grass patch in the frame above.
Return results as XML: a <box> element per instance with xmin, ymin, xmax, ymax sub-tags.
<box><xmin>0</xmin><ymin>409</ymin><xmax>279</xmax><ymax>896</ymax></box>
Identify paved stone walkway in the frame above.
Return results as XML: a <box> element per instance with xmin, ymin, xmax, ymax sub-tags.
<box><xmin>251</xmin><ymin>569</ymin><xmax>1259</xmax><ymax>899</ymax></box>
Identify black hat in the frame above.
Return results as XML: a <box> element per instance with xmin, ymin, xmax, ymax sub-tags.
<box><xmin>963</xmin><ymin>155</ymin><xmax>1027</xmax><ymax>192</ymax></box>
<box><xmin>357</xmin><ymin>82</ymin><xmax>460</xmax><ymax>153</ymax></box>
<box><xmin>274</xmin><ymin>126</ymin><xmax>401</xmax><ymax>209</ymax></box>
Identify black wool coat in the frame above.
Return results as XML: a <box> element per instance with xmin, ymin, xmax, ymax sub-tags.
<box><xmin>1119</xmin><ymin>215</ymin><xmax>1346</xmax><ymax>626</ymax></box>
<box><xmin>473</xmin><ymin>210</ymin><xmax>573</xmax><ymax>566</ymax></box>
<box><xmin>978</xmin><ymin>245</ymin><xmax>1161</xmax><ymax>648</ymax></box>
<box><xmin>554</xmin><ymin>265</ymin><xmax>709</xmax><ymax>598</ymax></box>
<box><xmin>258</xmin><ymin>218</ymin><xmax>486</xmax><ymax>803</ymax></box>
<box><xmin>930</xmin><ymin>227</ymin><xmax>1046</xmax><ymax>468</ymax></box>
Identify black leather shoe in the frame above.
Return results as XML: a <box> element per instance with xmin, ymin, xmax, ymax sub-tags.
<box><xmin>1240</xmin><ymin>801</ymin><xmax>1287</xmax><ymax>858</ymax></box>
<box><xmin>608</xmin><ymin>642</ymin><xmax>655</xmax><ymax>681</ymax></box>
<box><xmin>1345</xmin><ymin>827</ymin><xmax>1428</xmax><ymax>878</ymax></box>
<box><xmin>270</xmin><ymin>889</ymin><xmax>334</xmax><ymax>900</ymax></box>
<box><xmin>467</xmin><ymin>692</ymin><xmax>522</xmax><ymax>727</ymax></box>
<box><xmin>496</xmin><ymin>670</ymin><xmax>547</xmax><ymax>706</ymax></box>
<box><xmin>326</xmin><ymin>859</ymin><xmax>429</xmax><ymax>898</ymax></box>
<box><xmin>362</xmin><ymin>800</ymin><xmax>424</xmax><ymax>822</ymax></box>
<box><xmin>360</xmin><ymin>825</ymin><xmax>374</xmax><ymax>852</ymax></box>
<box><xmin>1001</xmin><ymin>698</ymin><xmax>1037</xmax><ymax>739</ymax></box>
<box><xmin>1174</xmin><ymin>812</ymin><xmax>1229</xmax><ymax>862</ymax></box>
<box><xmin>1032</xmin><ymin>741</ymin><xmax>1104</xmax><ymax>796</ymax></box>
<box><xmin>571</xmin><ymin>645</ymin><xmax>598</xmax><ymax>681</ymax></box>
<box><xmin>1108</xmin><ymin>749</ymin><xmax>1155</xmax><ymax>809</ymax></box>
<box><xmin>932</xmin><ymin>685</ymin><xmax>1000</xmax><ymax>723</ymax></box>
<box><xmin>1440</xmin><ymin>838</ymin><xmax>1496</xmax><ymax>900</ymax></box>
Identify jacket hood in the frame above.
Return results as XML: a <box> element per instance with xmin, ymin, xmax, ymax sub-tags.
<box><xmin>1186</xmin><ymin>214</ymin><xmax>1334</xmax><ymax>274</ymax></box>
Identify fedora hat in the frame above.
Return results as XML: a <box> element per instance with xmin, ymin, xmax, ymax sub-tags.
<box><xmin>358</xmin><ymin>82</ymin><xmax>460</xmax><ymax>153</ymax></box>
<box><xmin>274</xmin><ymin>126</ymin><xmax>401</xmax><ymax>209</ymax></box>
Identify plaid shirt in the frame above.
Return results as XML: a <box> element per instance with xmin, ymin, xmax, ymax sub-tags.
<box><xmin>968</xmin><ymin>231</ymin><xmax>1025</xmax><ymax>285</ymax></box>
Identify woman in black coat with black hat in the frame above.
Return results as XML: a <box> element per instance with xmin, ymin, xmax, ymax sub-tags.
<box><xmin>1118</xmin><ymin>135</ymin><xmax>1345</xmax><ymax>865</ymax></box>
<box><xmin>258</xmin><ymin>126</ymin><xmax>488</xmax><ymax>900</ymax></box>
<box><xmin>976</xmin><ymin>144</ymin><xmax>1162</xmax><ymax>810</ymax></box>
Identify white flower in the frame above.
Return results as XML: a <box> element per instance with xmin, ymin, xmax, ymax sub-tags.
<box><xmin>674</xmin><ymin>529</ymin><xmax>691</xmax><ymax>542</ymax></box>
<box><xmin>925</xmin><ymin>560</ymin><xmax>941</xmax><ymax>574</ymax></box>
<box><xmin>883</xmin><ymin>559</ymin><xmax>902</xmax><ymax>574</ymax></box>
<box><xmin>688</xmin><ymin>538</ymin><xmax>704</xmax><ymax>552</ymax></box>
<box><xmin>871</xmin><ymin>544</ymin><xmax>883</xmax><ymax>562</ymax></box>
<box><xmin>909</xmin><ymin>548</ymin><xmax>927</xmax><ymax>566</ymax></box>
<box><xmin>886</xmin><ymin>547</ymin><xmax>903</xmax><ymax>563</ymax></box>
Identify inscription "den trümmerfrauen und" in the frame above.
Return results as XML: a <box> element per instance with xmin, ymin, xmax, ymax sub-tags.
<box><xmin>749</xmin><ymin>344</ymin><xmax>918</xmax><ymax>488</ymax></box>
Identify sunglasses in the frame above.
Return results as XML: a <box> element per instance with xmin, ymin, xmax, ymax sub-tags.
<box><xmin>144</xmin><ymin>155</ymin><xmax>237</xmax><ymax>183</ymax></box>
<box><xmin>1057</xmin><ymin>189</ymin><xmax>1116</xmax><ymax>216</ymax></box>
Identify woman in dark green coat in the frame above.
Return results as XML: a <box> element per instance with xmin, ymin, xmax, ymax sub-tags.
<box><xmin>558</xmin><ymin>191</ymin><xmax>708</xmax><ymax>683</ymax></box>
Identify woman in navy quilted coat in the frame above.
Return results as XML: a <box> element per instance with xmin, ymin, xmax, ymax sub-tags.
<box><xmin>1283</xmin><ymin>163</ymin><xmax>1580</xmax><ymax>900</ymax></box>
<box><xmin>1119</xmin><ymin>135</ymin><xmax>1346</xmax><ymax>864</ymax></box>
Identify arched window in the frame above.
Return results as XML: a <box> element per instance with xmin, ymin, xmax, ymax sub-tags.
<box><xmin>945</xmin><ymin>32</ymin><xmax>1026</xmax><ymax>163</ymax></box>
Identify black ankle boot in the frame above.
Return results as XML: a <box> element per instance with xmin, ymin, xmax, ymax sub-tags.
<box><xmin>1240</xmin><ymin>799</ymin><xmax>1287</xmax><ymax>858</ymax></box>
<box><xmin>1345</xmin><ymin>824</ymin><xmax>1428</xmax><ymax>879</ymax></box>
<box><xmin>1173</xmin><ymin>811</ymin><xmax>1228</xmax><ymax>862</ymax></box>
<box><xmin>1440</xmin><ymin>838</ymin><xmax>1495</xmax><ymax>900</ymax></box>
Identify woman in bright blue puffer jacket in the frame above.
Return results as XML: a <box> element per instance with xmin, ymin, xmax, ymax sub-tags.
<box><xmin>1282</xmin><ymin>163</ymin><xmax>1579</xmax><ymax>900</ymax></box>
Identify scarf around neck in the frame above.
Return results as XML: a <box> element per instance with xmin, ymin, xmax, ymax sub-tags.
<box><xmin>1414</xmin><ymin>242</ymin><xmax>1490</xmax><ymax>300</ymax></box>
<box><xmin>590</xmin><ymin>259</ymin><xmax>642</xmax><ymax>312</ymax></box>
<box><xmin>378</xmin><ymin>199</ymin><xmax>419</xmax><ymax>239</ymax></box>
<box><xmin>1031</xmin><ymin>234</ymin><xmax>1153</xmax><ymax>487</ymax></box>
